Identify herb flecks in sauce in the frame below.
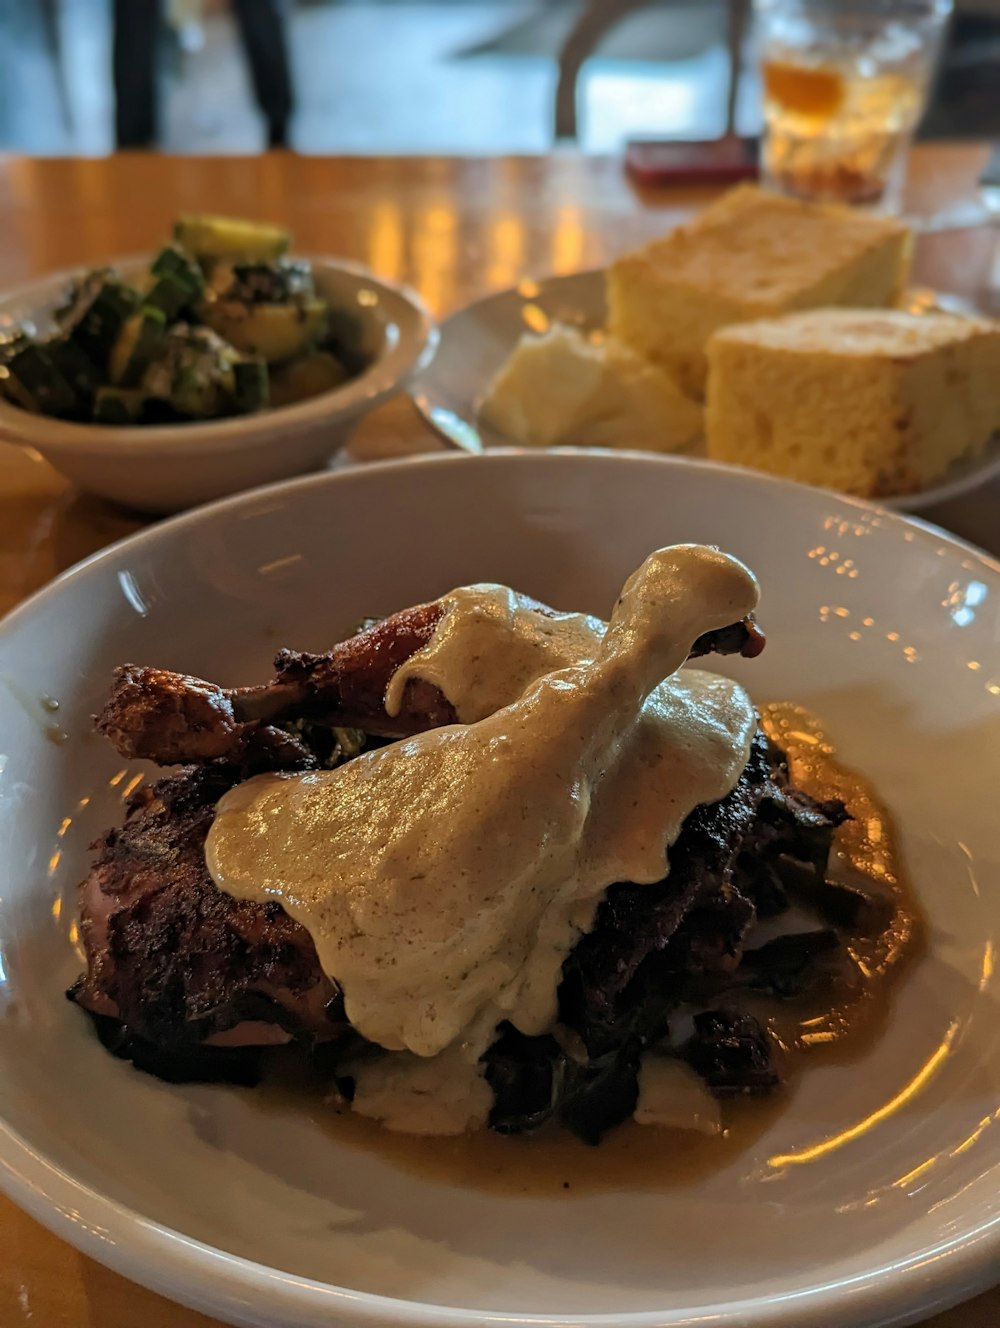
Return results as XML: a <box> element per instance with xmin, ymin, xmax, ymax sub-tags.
<box><xmin>207</xmin><ymin>555</ymin><xmax>919</xmax><ymax>1148</ymax></box>
<box><xmin>207</xmin><ymin>546</ymin><xmax>759</xmax><ymax>1132</ymax></box>
<box><xmin>256</xmin><ymin>712</ymin><xmax>920</xmax><ymax>1192</ymax></box>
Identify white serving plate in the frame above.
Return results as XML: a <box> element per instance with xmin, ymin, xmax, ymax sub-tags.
<box><xmin>0</xmin><ymin>255</ymin><xmax>437</xmax><ymax>513</ymax></box>
<box><xmin>0</xmin><ymin>450</ymin><xmax>997</xmax><ymax>1328</ymax></box>
<box><xmin>411</xmin><ymin>269</ymin><xmax>1000</xmax><ymax>512</ymax></box>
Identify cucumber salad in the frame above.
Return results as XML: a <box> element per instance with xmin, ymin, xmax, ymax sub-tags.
<box><xmin>0</xmin><ymin>215</ymin><xmax>369</xmax><ymax>426</ymax></box>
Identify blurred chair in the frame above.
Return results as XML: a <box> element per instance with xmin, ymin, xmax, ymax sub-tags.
<box><xmin>555</xmin><ymin>0</ymin><xmax>751</xmax><ymax>141</ymax></box>
<box><xmin>114</xmin><ymin>0</ymin><xmax>294</xmax><ymax>149</ymax></box>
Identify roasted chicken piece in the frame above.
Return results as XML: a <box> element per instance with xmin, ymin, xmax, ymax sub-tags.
<box><xmin>72</xmin><ymin>586</ymin><xmax>767</xmax><ymax>1081</ymax></box>
<box><xmin>70</xmin><ymin>763</ymin><xmax>347</xmax><ymax>1080</ymax></box>
<box><xmin>97</xmin><ymin>596</ymin><xmax>764</xmax><ymax>767</ymax></box>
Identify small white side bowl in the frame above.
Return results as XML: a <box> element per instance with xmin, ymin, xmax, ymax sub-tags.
<box><xmin>0</xmin><ymin>256</ymin><xmax>437</xmax><ymax>513</ymax></box>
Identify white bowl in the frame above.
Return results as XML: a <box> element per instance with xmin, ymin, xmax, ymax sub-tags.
<box><xmin>0</xmin><ymin>451</ymin><xmax>998</xmax><ymax>1328</ymax></box>
<box><xmin>0</xmin><ymin>256</ymin><xmax>437</xmax><ymax>513</ymax></box>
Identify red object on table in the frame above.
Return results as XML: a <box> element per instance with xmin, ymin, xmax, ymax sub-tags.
<box><xmin>625</xmin><ymin>136</ymin><xmax>760</xmax><ymax>186</ymax></box>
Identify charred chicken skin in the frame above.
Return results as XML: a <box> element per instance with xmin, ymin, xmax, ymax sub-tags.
<box><xmin>95</xmin><ymin>595</ymin><xmax>764</xmax><ymax>768</ymax></box>
<box><xmin>72</xmin><ymin>593</ymin><xmax>769</xmax><ymax>1087</ymax></box>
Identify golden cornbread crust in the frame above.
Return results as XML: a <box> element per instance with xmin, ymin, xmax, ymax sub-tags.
<box><xmin>607</xmin><ymin>185</ymin><xmax>912</xmax><ymax>399</ymax></box>
<box><xmin>705</xmin><ymin>309</ymin><xmax>1000</xmax><ymax>498</ymax></box>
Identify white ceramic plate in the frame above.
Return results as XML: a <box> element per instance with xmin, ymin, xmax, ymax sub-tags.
<box><xmin>411</xmin><ymin>270</ymin><xmax>1000</xmax><ymax>512</ymax></box>
<box><xmin>0</xmin><ymin>451</ymin><xmax>998</xmax><ymax>1328</ymax></box>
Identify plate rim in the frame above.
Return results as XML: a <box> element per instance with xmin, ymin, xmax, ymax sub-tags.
<box><xmin>1</xmin><ymin>449</ymin><xmax>999</xmax><ymax>1328</ymax></box>
<box><xmin>409</xmin><ymin>268</ymin><xmax>1000</xmax><ymax>514</ymax></box>
<box><xmin>5</xmin><ymin>447</ymin><xmax>1000</xmax><ymax>644</ymax></box>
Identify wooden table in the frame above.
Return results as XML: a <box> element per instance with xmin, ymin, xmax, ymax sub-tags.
<box><xmin>0</xmin><ymin>148</ymin><xmax>997</xmax><ymax>1327</ymax></box>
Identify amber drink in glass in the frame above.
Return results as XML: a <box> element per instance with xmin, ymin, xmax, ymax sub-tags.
<box><xmin>754</xmin><ymin>0</ymin><xmax>952</xmax><ymax>210</ymax></box>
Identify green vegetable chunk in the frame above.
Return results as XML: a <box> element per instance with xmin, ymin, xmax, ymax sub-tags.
<box><xmin>144</xmin><ymin>246</ymin><xmax>204</xmax><ymax>321</ymax></box>
<box><xmin>232</xmin><ymin>357</ymin><xmax>269</xmax><ymax>413</ymax></box>
<box><xmin>200</xmin><ymin>297</ymin><xmax>327</xmax><ymax>364</ymax></box>
<box><xmin>5</xmin><ymin>344</ymin><xmax>79</xmax><ymax>416</ymax></box>
<box><xmin>3</xmin><ymin>211</ymin><xmax>366</xmax><ymax>427</ymax></box>
<box><xmin>45</xmin><ymin>336</ymin><xmax>102</xmax><ymax>403</ymax></box>
<box><xmin>150</xmin><ymin>244</ymin><xmax>203</xmax><ymax>285</ymax></box>
<box><xmin>141</xmin><ymin>323</ymin><xmax>239</xmax><ymax>418</ymax></box>
<box><xmin>324</xmin><ymin>306</ymin><xmax>370</xmax><ymax>375</ymax></box>
<box><xmin>110</xmin><ymin>307</ymin><xmax>167</xmax><ymax>387</ymax></box>
<box><xmin>93</xmin><ymin>386</ymin><xmax>145</xmax><ymax>424</ymax></box>
<box><xmin>174</xmin><ymin>214</ymin><xmax>291</xmax><ymax>263</ymax></box>
<box><xmin>269</xmin><ymin>350</ymin><xmax>349</xmax><ymax>408</ymax></box>
<box><xmin>64</xmin><ymin>278</ymin><xmax>140</xmax><ymax>366</ymax></box>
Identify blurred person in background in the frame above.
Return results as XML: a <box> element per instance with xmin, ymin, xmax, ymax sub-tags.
<box><xmin>113</xmin><ymin>0</ymin><xmax>294</xmax><ymax>149</ymax></box>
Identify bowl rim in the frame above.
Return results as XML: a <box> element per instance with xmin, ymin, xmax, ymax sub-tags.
<box><xmin>0</xmin><ymin>254</ymin><xmax>439</xmax><ymax>457</ymax></box>
<box><xmin>0</xmin><ymin>448</ymin><xmax>998</xmax><ymax>1328</ymax></box>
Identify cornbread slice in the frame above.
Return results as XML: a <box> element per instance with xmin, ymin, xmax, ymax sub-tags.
<box><xmin>608</xmin><ymin>184</ymin><xmax>912</xmax><ymax>398</ymax></box>
<box><xmin>479</xmin><ymin>323</ymin><xmax>703</xmax><ymax>453</ymax></box>
<box><xmin>705</xmin><ymin>309</ymin><xmax>1000</xmax><ymax>498</ymax></box>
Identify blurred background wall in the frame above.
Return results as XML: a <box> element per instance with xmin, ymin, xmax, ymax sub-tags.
<box><xmin>0</xmin><ymin>0</ymin><xmax>996</xmax><ymax>155</ymax></box>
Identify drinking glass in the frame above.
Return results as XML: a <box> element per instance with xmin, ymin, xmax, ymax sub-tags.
<box><xmin>754</xmin><ymin>0</ymin><xmax>953</xmax><ymax>211</ymax></box>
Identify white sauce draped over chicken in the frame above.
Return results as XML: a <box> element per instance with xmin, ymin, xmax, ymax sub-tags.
<box><xmin>206</xmin><ymin>546</ymin><xmax>759</xmax><ymax>1131</ymax></box>
<box><xmin>384</xmin><ymin>585</ymin><xmax>607</xmax><ymax>725</ymax></box>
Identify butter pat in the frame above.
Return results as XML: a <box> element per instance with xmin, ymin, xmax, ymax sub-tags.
<box><xmin>705</xmin><ymin>309</ymin><xmax>1000</xmax><ymax>498</ymax></box>
<box><xmin>479</xmin><ymin>323</ymin><xmax>703</xmax><ymax>453</ymax></box>
<box><xmin>608</xmin><ymin>184</ymin><xmax>912</xmax><ymax>398</ymax></box>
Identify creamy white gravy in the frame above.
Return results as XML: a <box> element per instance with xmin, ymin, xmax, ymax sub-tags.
<box><xmin>384</xmin><ymin>586</ymin><xmax>606</xmax><ymax>724</ymax></box>
<box><xmin>206</xmin><ymin>546</ymin><xmax>759</xmax><ymax>1133</ymax></box>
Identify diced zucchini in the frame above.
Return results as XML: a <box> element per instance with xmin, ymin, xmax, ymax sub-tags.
<box><xmin>232</xmin><ymin>357</ymin><xmax>269</xmax><ymax>413</ymax></box>
<box><xmin>174</xmin><ymin>214</ymin><xmax>291</xmax><ymax>263</ymax></box>
<box><xmin>0</xmin><ymin>330</ymin><xmax>35</xmax><ymax>405</ymax></box>
<box><xmin>4</xmin><ymin>344</ymin><xmax>79</xmax><ymax>416</ymax></box>
<box><xmin>109</xmin><ymin>307</ymin><xmax>167</xmax><ymax>387</ymax></box>
<box><xmin>0</xmin><ymin>218</ymin><xmax>365</xmax><ymax>429</ymax></box>
<box><xmin>212</xmin><ymin>258</ymin><xmax>315</xmax><ymax>305</ymax></box>
<box><xmin>93</xmin><ymin>386</ymin><xmax>145</xmax><ymax>425</ymax></box>
<box><xmin>171</xmin><ymin>361</ymin><xmax>234</xmax><ymax>417</ymax></box>
<box><xmin>144</xmin><ymin>272</ymin><xmax>193</xmax><ymax>322</ymax></box>
<box><xmin>324</xmin><ymin>306</ymin><xmax>369</xmax><ymax>375</ymax></box>
<box><xmin>67</xmin><ymin>279</ymin><xmax>140</xmax><ymax>366</ymax></box>
<box><xmin>54</xmin><ymin>267</ymin><xmax>114</xmax><ymax>330</ymax></box>
<box><xmin>144</xmin><ymin>245</ymin><xmax>204</xmax><ymax>320</ymax></box>
<box><xmin>46</xmin><ymin>336</ymin><xmax>102</xmax><ymax>402</ymax></box>
<box><xmin>150</xmin><ymin>244</ymin><xmax>203</xmax><ymax>286</ymax></box>
<box><xmin>200</xmin><ymin>298</ymin><xmax>327</xmax><ymax>364</ymax></box>
<box><xmin>142</xmin><ymin>324</ymin><xmax>239</xmax><ymax>418</ymax></box>
<box><xmin>269</xmin><ymin>350</ymin><xmax>349</xmax><ymax>409</ymax></box>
